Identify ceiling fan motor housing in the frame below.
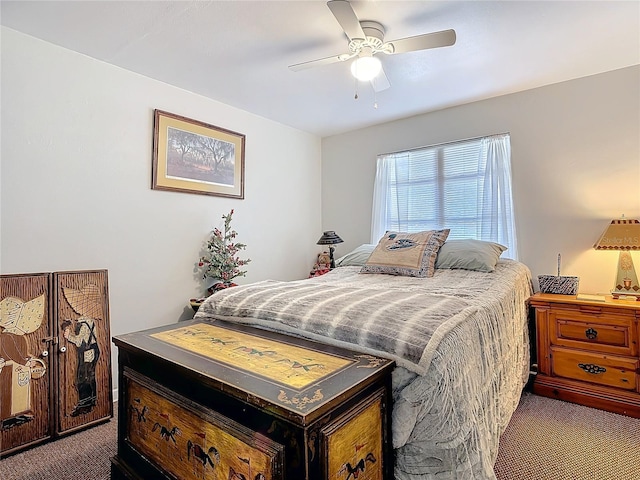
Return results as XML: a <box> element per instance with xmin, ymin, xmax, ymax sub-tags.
<box><xmin>349</xmin><ymin>21</ymin><xmax>393</xmax><ymax>55</ymax></box>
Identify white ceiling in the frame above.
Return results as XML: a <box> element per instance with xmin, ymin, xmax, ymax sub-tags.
<box><xmin>2</xmin><ymin>1</ymin><xmax>639</xmax><ymax>137</ymax></box>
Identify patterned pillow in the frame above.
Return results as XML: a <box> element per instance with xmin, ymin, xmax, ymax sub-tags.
<box><xmin>360</xmin><ymin>230</ymin><xmax>450</xmax><ymax>277</ymax></box>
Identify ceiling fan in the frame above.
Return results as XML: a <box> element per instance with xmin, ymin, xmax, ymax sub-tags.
<box><xmin>288</xmin><ymin>0</ymin><xmax>456</xmax><ymax>92</ymax></box>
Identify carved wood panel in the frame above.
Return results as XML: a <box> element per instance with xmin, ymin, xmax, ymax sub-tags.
<box><xmin>0</xmin><ymin>269</ymin><xmax>113</xmax><ymax>457</ymax></box>
<box><xmin>54</xmin><ymin>270</ymin><xmax>112</xmax><ymax>434</ymax></box>
<box><xmin>0</xmin><ymin>273</ymin><xmax>51</xmax><ymax>456</ymax></box>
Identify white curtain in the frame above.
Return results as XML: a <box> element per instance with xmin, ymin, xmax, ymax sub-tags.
<box><xmin>479</xmin><ymin>134</ymin><xmax>518</xmax><ymax>259</ymax></box>
<box><xmin>370</xmin><ymin>133</ymin><xmax>519</xmax><ymax>260</ymax></box>
<box><xmin>370</xmin><ymin>154</ymin><xmax>394</xmax><ymax>244</ymax></box>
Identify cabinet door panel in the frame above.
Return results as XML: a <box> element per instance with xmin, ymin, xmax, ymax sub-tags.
<box><xmin>0</xmin><ymin>273</ymin><xmax>52</xmax><ymax>457</ymax></box>
<box><xmin>54</xmin><ymin>270</ymin><xmax>113</xmax><ymax>434</ymax></box>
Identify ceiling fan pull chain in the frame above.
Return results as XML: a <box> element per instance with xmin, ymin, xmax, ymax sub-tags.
<box><xmin>374</xmin><ymin>89</ymin><xmax>378</xmax><ymax>109</ymax></box>
<box><xmin>354</xmin><ymin>77</ymin><xmax>359</xmax><ymax>100</ymax></box>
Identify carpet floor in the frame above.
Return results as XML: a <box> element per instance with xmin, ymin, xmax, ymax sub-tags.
<box><xmin>494</xmin><ymin>392</ymin><xmax>640</xmax><ymax>480</ymax></box>
<box><xmin>1</xmin><ymin>392</ymin><xmax>638</xmax><ymax>479</ymax></box>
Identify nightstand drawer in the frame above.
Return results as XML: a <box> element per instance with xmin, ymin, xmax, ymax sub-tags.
<box><xmin>551</xmin><ymin>347</ymin><xmax>638</xmax><ymax>391</ymax></box>
<box><xmin>549</xmin><ymin>311</ymin><xmax>637</xmax><ymax>356</ymax></box>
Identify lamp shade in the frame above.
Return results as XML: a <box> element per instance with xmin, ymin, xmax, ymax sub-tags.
<box><xmin>317</xmin><ymin>231</ymin><xmax>344</xmax><ymax>245</ymax></box>
<box><xmin>593</xmin><ymin>218</ymin><xmax>640</xmax><ymax>250</ymax></box>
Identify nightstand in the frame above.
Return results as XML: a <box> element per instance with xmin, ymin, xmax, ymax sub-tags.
<box><xmin>529</xmin><ymin>293</ymin><xmax>640</xmax><ymax>418</ymax></box>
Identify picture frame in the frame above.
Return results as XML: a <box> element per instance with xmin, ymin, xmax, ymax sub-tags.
<box><xmin>152</xmin><ymin>109</ymin><xmax>245</xmax><ymax>198</ymax></box>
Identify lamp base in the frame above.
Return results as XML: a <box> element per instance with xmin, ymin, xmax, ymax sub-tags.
<box><xmin>611</xmin><ymin>290</ymin><xmax>640</xmax><ymax>301</ymax></box>
<box><xmin>611</xmin><ymin>292</ymin><xmax>640</xmax><ymax>302</ymax></box>
<box><xmin>611</xmin><ymin>251</ymin><xmax>640</xmax><ymax>299</ymax></box>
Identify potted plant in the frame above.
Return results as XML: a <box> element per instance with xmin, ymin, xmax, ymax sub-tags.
<box><xmin>192</xmin><ymin>209</ymin><xmax>251</xmax><ymax>309</ymax></box>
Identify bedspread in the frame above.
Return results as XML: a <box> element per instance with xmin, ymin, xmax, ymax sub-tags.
<box><xmin>196</xmin><ymin>260</ymin><xmax>533</xmax><ymax>479</ymax></box>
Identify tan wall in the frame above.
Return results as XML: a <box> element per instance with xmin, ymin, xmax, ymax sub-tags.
<box><xmin>321</xmin><ymin>66</ymin><xmax>640</xmax><ymax>294</ymax></box>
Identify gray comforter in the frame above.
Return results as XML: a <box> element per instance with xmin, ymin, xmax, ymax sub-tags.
<box><xmin>196</xmin><ymin>259</ymin><xmax>533</xmax><ymax>479</ymax></box>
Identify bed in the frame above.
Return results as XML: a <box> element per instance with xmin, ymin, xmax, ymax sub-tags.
<box><xmin>194</xmin><ymin>245</ymin><xmax>533</xmax><ymax>480</ymax></box>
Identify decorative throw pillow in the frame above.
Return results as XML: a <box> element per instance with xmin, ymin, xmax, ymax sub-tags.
<box><xmin>335</xmin><ymin>244</ymin><xmax>376</xmax><ymax>267</ymax></box>
<box><xmin>360</xmin><ymin>230</ymin><xmax>450</xmax><ymax>277</ymax></box>
<box><xmin>435</xmin><ymin>239</ymin><xmax>507</xmax><ymax>273</ymax></box>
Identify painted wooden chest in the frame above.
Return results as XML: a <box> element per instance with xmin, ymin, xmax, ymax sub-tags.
<box><xmin>110</xmin><ymin>317</ymin><xmax>394</xmax><ymax>480</ymax></box>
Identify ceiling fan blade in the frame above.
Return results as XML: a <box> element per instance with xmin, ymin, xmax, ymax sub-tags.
<box><xmin>288</xmin><ymin>54</ymin><xmax>345</xmax><ymax>72</ymax></box>
<box><xmin>370</xmin><ymin>66</ymin><xmax>390</xmax><ymax>92</ymax></box>
<box><xmin>327</xmin><ymin>0</ymin><xmax>365</xmax><ymax>41</ymax></box>
<box><xmin>388</xmin><ymin>29</ymin><xmax>456</xmax><ymax>54</ymax></box>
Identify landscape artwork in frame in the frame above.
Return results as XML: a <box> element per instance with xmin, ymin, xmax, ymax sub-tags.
<box><xmin>152</xmin><ymin>109</ymin><xmax>245</xmax><ymax>198</ymax></box>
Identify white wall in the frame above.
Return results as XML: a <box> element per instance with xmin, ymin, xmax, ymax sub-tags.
<box><xmin>2</xmin><ymin>26</ymin><xmax>639</xmax><ymax>396</ymax></box>
<box><xmin>322</xmin><ymin>65</ymin><xmax>640</xmax><ymax>295</ymax></box>
<box><xmin>1</xmin><ymin>28</ymin><xmax>322</xmax><ymax>383</ymax></box>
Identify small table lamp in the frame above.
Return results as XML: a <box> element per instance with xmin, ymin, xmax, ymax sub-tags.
<box><xmin>317</xmin><ymin>231</ymin><xmax>344</xmax><ymax>269</ymax></box>
<box><xmin>594</xmin><ymin>216</ymin><xmax>640</xmax><ymax>299</ymax></box>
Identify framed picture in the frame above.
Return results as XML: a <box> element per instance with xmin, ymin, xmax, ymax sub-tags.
<box><xmin>152</xmin><ymin>109</ymin><xmax>245</xmax><ymax>198</ymax></box>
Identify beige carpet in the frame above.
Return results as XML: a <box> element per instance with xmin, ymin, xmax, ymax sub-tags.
<box><xmin>0</xmin><ymin>413</ymin><xmax>116</xmax><ymax>480</ymax></box>
<box><xmin>495</xmin><ymin>392</ymin><xmax>640</xmax><ymax>480</ymax></box>
<box><xmin>1</xmin><ymin>393</ymin><xmax>638</xmax><ymax>479</ymax></box>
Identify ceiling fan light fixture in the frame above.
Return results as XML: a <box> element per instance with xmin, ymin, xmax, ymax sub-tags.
<box><xmin>350</xmin><ymin>55</ymin><xmax>381</xmax><ymax>82</ymax></box>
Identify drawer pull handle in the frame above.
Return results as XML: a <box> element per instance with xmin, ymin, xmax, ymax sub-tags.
<box><xmin>585</xmin><ymin>328</ymin><xmax>598</xmax><ymax>340</ymax></box>
<box><xmin>578</xmin><ymin>363</ymin><xmax>606</xmax><ymax>374</ymax></box>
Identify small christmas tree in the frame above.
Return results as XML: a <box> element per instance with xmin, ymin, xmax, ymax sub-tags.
<box><xmin>197</xmin><ymin>209</ymin><xmax>250</xmax><ymax>288</ymax></box>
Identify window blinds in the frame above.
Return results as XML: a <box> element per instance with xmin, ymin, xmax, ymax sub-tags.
<box><xmin>371</xmin><ymin>133</ymin><xmax>518</xmax><ymax>259</ymax></box>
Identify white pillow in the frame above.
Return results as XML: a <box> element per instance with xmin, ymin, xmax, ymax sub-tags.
<box><xmin>435</xmin><ymin>239</ymin><xmax>507</xmax><ymax>272</ymax></box>
<box><xmin>335</xmin><ymin>244</ymin><xmax>376</xmax><ymax>267</ymax></box>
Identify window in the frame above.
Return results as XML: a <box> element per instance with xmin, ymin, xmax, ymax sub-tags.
<box><xmin>371</xmin><ymin>133</ymin><xmax>518</xmax><ymax>259</ymax></box>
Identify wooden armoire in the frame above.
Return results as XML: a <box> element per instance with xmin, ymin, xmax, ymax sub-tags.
<box><xmin>0</xmin><ymin>270</ymin><xmax>113</xmax><ymax>457</ymax></box>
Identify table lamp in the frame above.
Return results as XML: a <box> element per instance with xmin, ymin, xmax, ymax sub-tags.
<box><xmin>593</xmin><ymin>216</ymin><xmax>640</xmax><ymax>299</ymax></box>
<box><xmin>317</xmin><ymin>231</ymin><xmax>343</xmax><ymax>269</ymax></box>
